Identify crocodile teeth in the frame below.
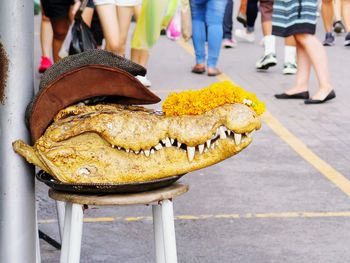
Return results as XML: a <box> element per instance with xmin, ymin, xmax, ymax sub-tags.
<box><xmin>227</xmin><ymin>130</ymin><xmax>231</xmax><ymax>136</ymax></box>
<box><xmin>246</xmin><ymin>130</ymin><xmax>255</xmax><ymax>138</ymax></box>
<box><xmin>234</xmin><ymin>133</ymin><xmax>242</xmax><ymax>145</ymax></box>
<box><xmin>163</xmin><ymin>137</ymin><xmax>172</xmax><ymax>147</ymax></box>
<box><xmin>219</xmin><ymin>127</ymin><xmax>227</xmax><ymax>139</ymax></box>
<box><xmin>126</xmin><ymin>149</ymin><xmax>130</xmax><ymax>153</ymax></box>
<box><xmin>211</xmin><ymin>143</ymin><xmax>215</xmax><ymax>149</ymax></box>
<box><xmin>206</xmin><ymin>140</ymin><xmax>211</xmax><ymax>148</ymax></box>
<box><xmin>155</xmin><ymin>143</ymin><xmax>163</xmax><ymax>150</ymax></box>
<box><xmin>117</xmin><ymin>146</ymin><xmax>121</xmax><ymax>150</ymax></box>
<box><xmin>144</xmin><ymin>150</ymin><xmax>150</xmax><ymax>157</ymax></box>
<box><xmin>150</xmin><ymin>149</ymin><xmax>155</xmax><ymax>154</ymax></box>
<box><xmin>198</xmin><ymin>144</ymin><xmax>204</xmax><ymax>154</ymax></box>
<box><xmin>177</xmin><ymin>141</ymin><xmax>182</xmax><ymax>148</ymax></box>
<box><xmin>111</xmin><ymin>145</ymin><xmax>115</xmax><ymax>148</ymax></box>
<box><xmin>170</xmin><ymin>138</ymin><xmax>175</xmax><ymax>144</ymax></box>
<box><xmin>135</xmin><ymin>150</ymin><xmax>139</xmax><ymax>154</ymax></box>
<box><xmin>187</xmin><ymin>146</ymin><xmax>195</xmax><ymax>162</ymax></box>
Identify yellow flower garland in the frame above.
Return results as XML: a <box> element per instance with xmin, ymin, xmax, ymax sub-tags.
<box><xmin>162</xmin><ymin>81</ymin><xmax>265</xmax><ymax>116</ymax></box>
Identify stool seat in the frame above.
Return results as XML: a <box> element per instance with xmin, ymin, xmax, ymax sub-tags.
<box><xmin>50</xmin><ymin>183</ymin><xmax>189</xmax><ymax>263</ymax></box>
<box><xmin>49</xmin><ymin>183</ymin><xmax>189</xmax><ymax>206</ymax></box>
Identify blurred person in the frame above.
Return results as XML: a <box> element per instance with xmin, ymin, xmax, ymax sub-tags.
<box><xmin>273</xmin><ymin>0</ymin><xmax>335</xmax><ymax>104</ymax></box>
<box><xmin>131</xmin><ymin>0</ymin><xmax>178</xmax><ymax>86</ymax></box>
<box><xmin>333</xmin><ymin>0</ymin><xmax>345</xmax><ymax>33</ymax></box>
<box><xmin>41</xmin><ymin>0</ymin><xmax>95</xmax><ymax>61</ymax></box>
<box><xmin>223</xmin><ymin>0</ymin><xmax>238</xmax><ymax>48</ymax></box>
<box><xmin>236</xmin><ymin>0</ymin><xmax>247</xmax><ymax>27</ymax></box>
<box><xmin>38</xmin><ymin>11</ymin><xmax>53</xmax><ymax>73</ymax></box>
<box><xmin>236</xmin><ymin>0</ymin><xmax>276</xmax><ymax>70</ymax></box>
<box><xmin>322</xmin><ymin>0</ymin><xmax>336</xmax><ymax>45</ymax></box>
<box><xmin>342</xmin><ymin>0</ymin><xmax>350</xmax><ymax>45</ymax></box>
<box><xmin>94</xmin><ymin>0</ymin><xmax>120</xmax><ymax>54</ymax></box>
<box><xmin>116</xmin><ymin>0</ymin><xmax>142</xmax><ymax>57</ymax></box>
<box><xmin>190</xmin><ymin>0</ymin><xmax>227</xmax><ymax>76</ymax></box>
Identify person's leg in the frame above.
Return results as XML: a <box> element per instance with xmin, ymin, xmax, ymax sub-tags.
<box><xmin>50</xmin><ymin>17</ymin><xmax>70</xmax><ymax>62</ymax></box>
<box><xmin>40</xmin><ymin>14</ymin><xmax>53</xmax><ymax>58</ymax></box>
<box><xmin>95</xmin><ymin>4</ymin><xmax>120</xmax><ymax>54</ymax></box>
<box><xmin>206</xmin><ymin>0</ymin><xmax>227</xmax><ymax>74</ymax></box>
<box><xmin>237</xmin><ymin>0</ymin><xmax>248</xmax><ymax>26</ymax></box>
<box><xmin>82</xmin><ymin>7</ymin><xmax>95</xmax><ymax>27</ymax></box>
<box><xmin>341</xmin><ymin>0</ymin><xmax>350</xmax><ymax>45</ymax></box>
<box><xmin>117</xmin><ymin>6</ymin><xmax>133</xmax><ymax>56</ymax></box>
<box><xmin>294</xmin><ymin>33</ymin><xmax>333</xmax><ymax>99</ymax></box>
<box><xmin>235</xmin><ymin>0</ymin><xmax>257</xmax><ymax>42</ymax></box>
<box><xmin>283</xmin><ymin>36</ymin><xmax>297</xmax><ymax>74</ymax></box>
<box><xmin>190</xmin><ymin>0</ymin><xmax>207</xmax><ymax>70</ymax></box>
<box><xmin>322</xmin><ymin>0</ymin><xmax>336</xmax><ymax>45</ymax></box>
<box><xmin>130</xmin><ymin>4</ymin><xmax>149</xmax><ymax>67</ymax></box>
<box><xmin>223</xmin><ymin>0</ymin><xmax>233</xmax><ymax>40</ymax></box>
<box><xmin>283</xmin><ymin>41</ymin><xmax>311</xmax><ymax>94</ymax></box>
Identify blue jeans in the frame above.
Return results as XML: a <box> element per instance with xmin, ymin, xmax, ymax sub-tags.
<box><xmin>223</xmin><ymin>0</ymin><xmax>234</xmax><ymax>39</ymax></box>
<box><xmin>190</xmin><ymin>0</ymin><xmax>227</xmax><ymax>68</ymax></box>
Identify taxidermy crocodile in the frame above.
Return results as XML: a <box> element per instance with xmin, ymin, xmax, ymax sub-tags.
<box><xmin>11</xmin><ymin>51</ymin><xmax>264</xmax><ymax>184</ymax></box>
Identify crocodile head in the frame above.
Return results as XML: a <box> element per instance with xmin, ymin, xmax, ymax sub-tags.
<box><xmin>13</xmin><ymin>102</ymin><xmax>261</xmax><ymax>184</ymax></box>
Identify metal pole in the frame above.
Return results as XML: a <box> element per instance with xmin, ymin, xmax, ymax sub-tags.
<box><xmin>0</xmin><ymin>0</ymin><xmax>36</xmax><ymax>262</ymax></box>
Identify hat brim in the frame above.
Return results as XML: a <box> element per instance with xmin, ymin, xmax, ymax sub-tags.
<box><xmin>29</xmin><ymin>65</ymin><xmax>161</xmax><ymax>141</ymax></box>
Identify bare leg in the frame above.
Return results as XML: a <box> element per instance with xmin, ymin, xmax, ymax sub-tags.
<box><xmin>342</xmin><ymin>0</ymin><xmax>350</xmax><ymax>31</ymax></box>
<box><xmin>40</xmin><ymin>14</ymin><xmax>53</xmax><ymax>58</ymax></box>
<box><xmin>261</xmin><ymin>20</ymin><xmax>272</xmax><ymax>36</ymax></box>
<box><xmin>284</xmin><ymin>42</ymin><xmax>310</xmax><ymax>94</ymax></box>
<box><xmin>117</xmin><ymin>6</ymin><xmax>133</xmax><ymax>56</ymax></box>
<box><xmin>294</xmin><ymin>33</ymin><xmax>333</xmax><ymax>99</ymax></box>
<box><xmin>322</xmin><ymin>0</ymin><xmax>334</xmax><ymax>32</ymax></box>
<box><xmin>82</xmin><ymin>7</ymin><xmax>94</xmax><ymax>27</ymax></box>
<box><xmin>50</xmin><ymin>17</ymin><xmax>70</xmax><ymax>62</ymax></box>
<box><xmin>96</xmin><ymin>4</ymin><xmax>120</xmax><ymax>54</ymax></box>
<box><xmin>334</xmin><ymin>0</ymin><xmax>342</xmax><ymax>21</ymax></box>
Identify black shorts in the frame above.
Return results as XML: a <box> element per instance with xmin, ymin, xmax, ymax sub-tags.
<box><xmin>41</xmin><ymin>0</ymin><xmax>75</xmax><ymax>19</ymax></box>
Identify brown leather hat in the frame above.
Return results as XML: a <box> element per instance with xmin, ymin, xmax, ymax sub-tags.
<box><xmin>27</xmin><ymin>50</ymin><xmax>161</xmax><ymax>141</ymax></box>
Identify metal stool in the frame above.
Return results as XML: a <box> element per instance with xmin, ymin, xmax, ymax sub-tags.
<box><xmin>49</xmin><ymin>183</ymin><xmax>189</xmax><ymax>263</ymax></box>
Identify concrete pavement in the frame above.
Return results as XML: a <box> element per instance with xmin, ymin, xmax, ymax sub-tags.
<box><xmin>34</xmin><ymin>13</ymin><xmax>350</xmax><ymax>263</ymax></box>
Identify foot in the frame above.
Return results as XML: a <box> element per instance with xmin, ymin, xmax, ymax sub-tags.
<box><xmin>207</xmin><ymin>68</ymin><xmax>222</xmax><ymax>76</ymax></box>
<box><xmin>344</xmin><ymin>32</ymin><xmax>350</xmax><ymax>46</ymax></box>
<box><xmin>135</xmin><ymin>75</ymin><xmax>152</xmax><ymax>87</ymax></box>
<box><xmin>236</xmin><ymin>12</ymin><xmax>247</xmax><ymax>27</ymax></box>
<box><xmin>38</xmin><ymin>56</ymin><xmax>53</xmax><ymax>73</ymax></box>
<box><xmin>333</xmin><ymin>20</ymin><xmax>345</xmax><ymax>34</ymax></box>
<box><xmin>191</xmin><ymin>64</ymin><xmax>206</xmax><ymax>74</ymax></box>
<box><xmin>323</xmin><ymin>32</ymin><xmax>335</xmax><ymax>46</ymax></box>
<box><xmin>256</xmin><ymin>53</ymin><xmax>277</xmax><ymax>70</ymax></box>
<box><xmin>304</xmin><ymin>89</ymin><xmax>336</xmax><ymax>104</ymax></box>
<box><xmin>235</xmin><ymin>29</ymin><xmax>255</xmax><ymax>43</ymax></box>
<box><xmin>222</xmin><ymin>38</ymin><xmax>237</xmax><ymax>48</ymax></box>
<box><xmin>275</xmin><ymin>91</ymin><xmax>309</xmax><ymax>99</ymax></box>
<box><xmin>283</xmin><ymin>62</ymin><xmax>297</xmax><ymax>75</ymax></box>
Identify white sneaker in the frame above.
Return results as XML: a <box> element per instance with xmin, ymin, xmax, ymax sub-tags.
<box><xmin>234</xmin><ymin>29</ymin><xmax>255</xmax><ymax>43</ymax></box>
<box><xmin>256</xmin><ymin>53</ymin><xmax>277</xmax><ymax>70</ymax></box>
<box><xmin>283</xmin><ymin>62</ymin><xmax>297</xmax><ymax>75</ymax></box>
<box><xmin>136</xmin><ymin>75</ymin><xmax>152</xmax><ymax>87</ymax></box>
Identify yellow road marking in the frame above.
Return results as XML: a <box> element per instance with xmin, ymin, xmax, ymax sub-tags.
<box><xmin>176</xmin><ymin>38</ymin><xmax>350</xmax><ymax>198</ymax></box>
<box><xmin>38</xmin><ymin>211</ymin><xmax>350</xmax><ymax>224</ymax></box>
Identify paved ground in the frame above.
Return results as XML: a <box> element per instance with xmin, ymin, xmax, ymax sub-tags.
<box><xmin>34</xmin><ymin>11</ymin><xmax>350</xmax><ymax>263</ymax></box>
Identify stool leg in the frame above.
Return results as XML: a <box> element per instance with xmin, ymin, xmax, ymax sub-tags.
<box><xmin>60</xmin><ymin>203</ymin><xmax>84</xmax><ymax>263</ymax></box>
<box><xmin>152</xmin><ymin>204</ymin><xmax>166</xmax><ymax>263</ymax></box>
<box><xmin>56</xmin><ymin>200</ymin><xmax>66</xmax><ymax>242</ymax></box>
<box><xmin>161</xmin><ymin>199</ymin><xmax>178</xmax><ymax>263</ymax></box>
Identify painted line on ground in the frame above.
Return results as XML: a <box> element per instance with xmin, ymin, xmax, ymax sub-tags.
<box><xmin>38</xmin><ymin>211</ymin><xmax>350</xmax><ymax>224</ymax></box>
<box><xmin>176</xmin><ymin>38</ymin><xmax>350</xmax><ymax>198</ymax></box>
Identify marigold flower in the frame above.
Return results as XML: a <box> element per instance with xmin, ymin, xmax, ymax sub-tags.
<box><xmin>162</xmin><ymin>81</ymin><xmax>265</xmax><ymax>116</ymax></box>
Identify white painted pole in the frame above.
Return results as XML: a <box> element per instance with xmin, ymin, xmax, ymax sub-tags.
<box><xmin>153</xmin><ymin>204</ymin><xmax>166</xmax><ymax>263</ymax></box>
<box><xmin>0</xmin><ymin>0</ymin><xmax>36</xmax><ymax>262</ymax></box>
<box><xmin>60</xmin><ymin>203</ymin><xmax>73</xmax><ymax>263</ymax></box>
<box><xmin>161</xmin><ymin>200</ymin><xmax>178</xmax><ymax>263</ymax></box>
<box><xmin>56</xmin><ymin>200</ymin><xmax>66</xmax><ymax>241</ymax></box>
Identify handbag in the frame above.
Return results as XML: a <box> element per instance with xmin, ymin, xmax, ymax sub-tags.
<box><xmin>69</xmin><ymin>0</ymin><xmax>97</xmax><ymax>55</ymax></box>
